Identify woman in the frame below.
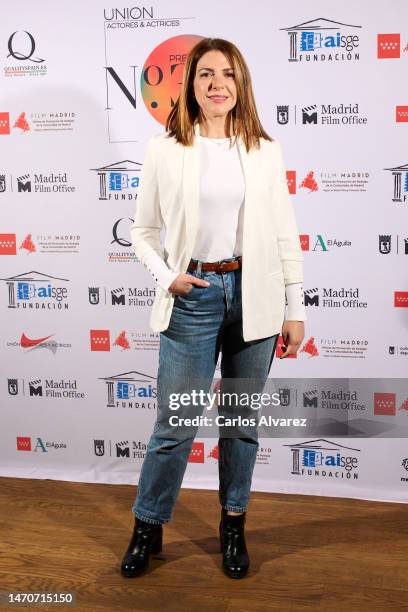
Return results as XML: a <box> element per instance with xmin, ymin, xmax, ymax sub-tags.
<box><xmin>121</xmin><ymin>37</ymin><xmax>305</xmax><ymax>580</ymax></box>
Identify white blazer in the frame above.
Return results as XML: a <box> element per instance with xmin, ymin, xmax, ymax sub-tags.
<box><xmin>130</xmin><ymin>121</ymin><xmax>304</xmax><ymax>342</ymax></box>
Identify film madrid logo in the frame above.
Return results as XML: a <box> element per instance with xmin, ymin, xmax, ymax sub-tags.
<box><xmin>0</xmin><ymin>233</ymin><xmax>81</xmax><ymax>255</ymax></box>
<box><xmin>90</xmin><ymin>160</ymin><xmax>141</xmax><ymax>201</ymax></box>
<box><xmin>4</xmin><ymin>31</ymin><xmax>47</xmax><ymax>77</ymax></box>
<box><xmin>204</xmin><ymin>442</ymin><xmax>273</xmax><ymax>466</ymax></box>
<box><xmin>0</xmin><ymin>271</ymin><xmax>69</xmax><ymax>310</ymax></box>
<box><xmin>284</xmin><ymin>439</ymin><xmax>360</xmax><ymax>479</ymax></box>
<box><xmin>0</xmin><ymin>111</ymin><xmax>75</xmax><ymax>134</ymax></box>
<box><xmin>0</xmin><ymin>112</ymin><xmax>30</xmax><ymax>134</ymax></box>
<box><xmin>93</xmin><ymin>438</ymin><xmax>147</xmax><ymax>459</ymax></box>
<box><xmin>90</xmin><ymin>329</ymin><xmax>159</xmax><ymax>351</ymax></box>
<box><xmin>279</xmin><ymin>17</ymin><xmax>362</xmax><ymax>63</ymax></box>
<box><xmin>8</xmin><ymin>377</ymin><xmax>84</xmax><ymax>400</ymax></box>
<box><xmin>98</xmin><ymin>370</ymin><xmax>157</xmax><ymax>409</ymax></box>
<box><xmin>284</xmin><ymin>169</ymin><xmax>369</xmax><ymax>195</ymax></box>
<box><xmin>276</xmin><ymin>335</ymin><xmax>369</xmax><ymax>360</ymax></box>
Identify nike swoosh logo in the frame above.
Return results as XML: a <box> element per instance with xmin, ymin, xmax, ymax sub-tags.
<box><xmin>20</xmin><ymin>333</ymin><xmax>54</xmax><ymax>348</ymax></box>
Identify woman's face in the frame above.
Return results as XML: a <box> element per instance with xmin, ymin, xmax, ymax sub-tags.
<box><xmin>193</xmin><ymin>50</ymin><xmax>237</xmax><ymax>120</ymax></box>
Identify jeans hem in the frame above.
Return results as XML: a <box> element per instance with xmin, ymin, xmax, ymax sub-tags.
<box><xmin>221</xmin><ymin>504</ymin><xmax>248</xmax><ymax>513</ymax></box>
<box><xmin>133</xmin><ymin>510</ymin><xmax>170</xmax><ymax>525</ymax></box>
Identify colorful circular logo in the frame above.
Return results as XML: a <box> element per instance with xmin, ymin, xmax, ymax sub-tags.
<box><xmin>141</xmin><ymin>34</ymin><xmax>203</xmax><ymax>125</ymax></box>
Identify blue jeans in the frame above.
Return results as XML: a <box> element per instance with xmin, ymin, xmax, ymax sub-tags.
<box><xmin>132</xmin><ymin>258</ymin><xmax>279</xmax><ymax>524</ymax></box>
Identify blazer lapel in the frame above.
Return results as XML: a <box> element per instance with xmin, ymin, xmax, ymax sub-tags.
<box><xmin>182</xmin><ymin>121</ymin><xmax>201</xmax><ymax>263</ymax></box>
<box><xmin>181</xmin><ymin>120</ymin><xmax>252</xmax><ymax>266</ymax></box>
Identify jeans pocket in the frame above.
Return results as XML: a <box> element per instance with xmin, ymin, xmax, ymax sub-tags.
<box><xmin>176</xmin><ymin>285</ymin><xmax>196</xmax><ymax>300</ymax></box>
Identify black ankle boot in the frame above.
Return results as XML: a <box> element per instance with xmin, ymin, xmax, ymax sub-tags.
<box><xmin>121</xmin><ymin>516</ymin><xmax>163</xmax><ymax>578</ymax></box>
<box><xmin>219</xmin><ymin>508</ymin><xmax>249</xmax><ymax>579</ymax></box>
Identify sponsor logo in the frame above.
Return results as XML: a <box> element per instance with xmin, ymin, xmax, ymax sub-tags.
<box><xmin>280</xmin><ymin>17</ymin><xmax>362</xmax><ymax>63</ymax></box>
<box><xmin>91</xmin><ymin>160</ymin><xmax>141</xmax><ymax>200</ymax></box>
<box><xmin>0</xmin><ymin>271</ymin><xmax>69</xmax><ymax>309</ymax></box>
<box><xmin>90</xmin><ymin>329</ymin><xmax>110</xmax><ymax>351</ymax></box>
<box><xmin>188</xmin><ymin>442</ymin><xmax>204</xmax><ymax>463</ymax></box>
<box><xmin>304</xmin><ymin>287</ymin><xmax>368</xmax><ymax>309</ymax></box>
<box><xmin>277</xmin><ymin>103</ymin><xmax>367</xmax><ymax>126</ymax></box>
<box><xmin>396</xmin><ymin>106</ymin><xmax>408</xmax><ymax>122</ymax></box>
<box><xmin>377</xmin><ymin>34</ymin><xmax>401</xmax><ymax>59</ymax></box>
<box><xmin>394</xmin><ymin>291</ymin><xmax>408</xmax><ymax>307</ymax></box>
<box><xmin>21</xmin><ymin>332</ymin><xmax>53</xmax><ymax>348</ymax></box>
<box><xmin>0</xmin><ymin>112</ymin><xmax>10</xmax><ymax>134</ymax></box>
<box><xmin>6</xmin><ymin>332</ymin><xmax>71</xmax><ymax>352</ymax></box>
<box><xmin>374</xmin><ymin>392</ymin><xmax>396</xmax><ymax>416</ymax></box>
<box><xmin>284</xmin><ymin>438</ymin><xmax>360</xmax><ymax>479</ymax></box>
<box><xmin>99</xmin><ymin>370</ymin><xmax>157</xmax><ymax>409</ymax></box>
<box><xmin>93</xmin><ymin>438</ymin><xmax>147</xmax><ymax>459</ymax></box>
<box><xmin>8</xmin><ymin>377</ymin><xmax>84</xmax><ymax>399</ymax></box>
<box><xmin>300</xmin><ymin>234</ymin><xmax>352</xmax><ymax>251</ymax></box>
<box><xmin>379</xmin><ymin>235</ymin><xmax>408</xmax><ymax>255</ymax></box>
<box><xmin>388</xmin><ymin>345</ymin><xmax>408</xmax><ymax>357</ymax></box>
<box><xmin>0</xmin><ymin>233</ymin><xmax>17</xmax><ymax>254</ymax></box>
<box><xmin>5</xmin><ymin>31</ymin><xmax>47</xmax><ymax>78</ymax></box>
<box><xmin>383</xmin><ymin>163</ymin><xmax>408</xmax><ymax>203</ymax></box>
<box><xmin>16</xmin><ymin>436</ymin><xmax>67</xmax><ymax>452</ymax></box>
<box><xmin>88</xmin><ymin>285</ymin><xmax>156</xmax><ymax>308</ymax></box>
<box><xmin>15</xmin><ymin>172</ymin><xmax>75</xmax><ymax>194</ymax></box>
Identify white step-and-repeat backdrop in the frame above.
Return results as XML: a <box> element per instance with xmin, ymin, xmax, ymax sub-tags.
<box><xmin>1</xmin><ymin>0</ymin><xmax>407</xmax><ymax>504</ymax></box>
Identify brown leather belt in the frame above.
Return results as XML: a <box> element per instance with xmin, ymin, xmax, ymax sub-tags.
<box><xmin>188</xmin><ymin>256</ymin><xmax>242</xmax><ymax>273</ymax></box>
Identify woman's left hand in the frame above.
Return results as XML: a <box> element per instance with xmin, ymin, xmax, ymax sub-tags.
<box><xmin>280</xmin><ymin>321</ymin><xmax>305</xmax><ymax>358</ymax></box>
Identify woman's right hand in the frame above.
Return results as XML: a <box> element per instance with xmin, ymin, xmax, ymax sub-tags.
<box><xmin>168</xmin><ymin>274</ymin><xmax>210</xmax><ymax>296</ymax></box>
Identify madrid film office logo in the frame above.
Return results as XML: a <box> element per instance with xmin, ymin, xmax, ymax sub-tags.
<box><xmin>8</xmin><ymin>378</ymin><xmax>45</xmax><ymax>397</ymax></box>
<box><xmin>303</xmin><ymin>390</ymin><xmax>318</xmax><ymax>408</ymax></box>
<box><xmin>93</xmin><ymin>439</ymin><xmax>147</xmax><ymax>459</ymax></box>
<box><xmin>89</xmin><ymin>287</ymin><xmax>128</xmax><ymax>306</ymax></box>
<box><xmin>277</xmin><ymin>103</ymin><xmax>366</xmax><ymax>126</ymax></box>
<box><xmin>383</xmin><ymin>162</ymin><xmax>408</xmax><ymax>202</ymax></box>
<box><xmin>279</xmin><ymin>17</ymin><xmax>362</xmax><ymax>63</ymax></box>
<box><xmin>90</xmin><ymin>160</ymin><xmax>141</xmax><ymax>200</ymax></box>
<box><xmin>278</xmin><ymin>104</ymin><xmax>320</xmax><ymax>125</ymax></box>
<box><xmin>17</xmin><ymin>174</ymin><xmax>31</xmax><ymax>192</ymax></box>
<box><xmin>278</xmin><ymin>105</ymin><xmax>321</xmax><ymax>125</ymax></box>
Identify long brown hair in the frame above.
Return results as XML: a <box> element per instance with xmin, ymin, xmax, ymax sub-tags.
<box><xmin>165</xmin><ymin>38</ymin><xmax>273</xmax><ymax>152</ymax></box>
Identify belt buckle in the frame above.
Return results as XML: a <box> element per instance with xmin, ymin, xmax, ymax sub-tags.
<box><xmin>217</xmin><ymin>258</ymin><xmax>230</xmax><ymax>273</ymax></box>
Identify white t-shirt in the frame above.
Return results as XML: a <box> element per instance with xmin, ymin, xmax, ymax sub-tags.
<box><xmin>137</xmin><ymin>134</ymin><xmax>306</xmax><ymax>321</ymax></box>
<box><xmin>192</xmin><ymin>135</ymin><xmax>245</xmax><ymax>261</ymax></box>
